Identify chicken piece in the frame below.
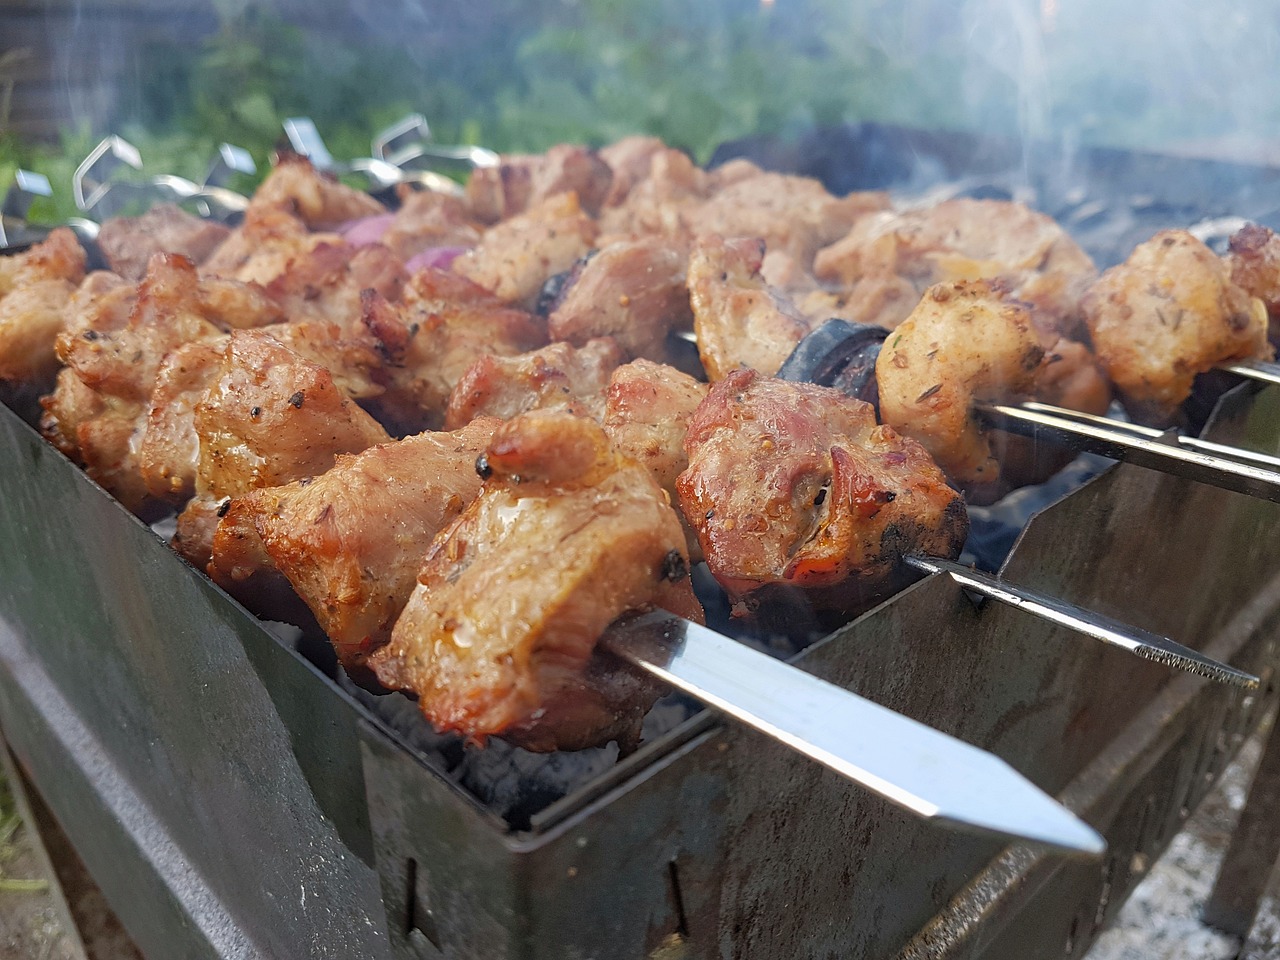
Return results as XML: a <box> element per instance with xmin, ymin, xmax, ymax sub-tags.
<box><xmin>696</xmin><ymin>173</ymin><xmax>889</xmax><ymax>266</ymax></box>
<box><xmin>210</xmin><ymin>417</ymin><xmax>499</xmax><ymax>667</ymax></box>
<box><xmin>814</xmin><ymin>199</ymin><xmax>1098</xmax><ymax>334</ymax></box>
<box><xmin>677</xmin><ymin>370</ymin><xmax>967</xmax><ymax>612</ymax></box>
<box><xmin>875</xmin><ymin>280</ymin><xmax>1045</xmax><ymax>495</ymax></box>
<box><xmin>453</xmin><ymin>192</ymin><xmax>598</xmax><ymax>308</ymax></box>
<box><xmin>380</xmin><ymin>188</ymin><xmax>483</xmax><ymax>261</ymax></box>
<box><xmin>546</xmin><ymin>238</ymin><xmax>693</xmax><ymax>361</ymax></box>
<box><xmin>443</xmin><ymin>338</ymin><xmax>623</xmax><ymax>429</ymax></box>
<box><xmin>264</xmin><ymin>240</ymin><xmax>406</xmax><ymax>335</ymax></box>
<box><xmin>602</xmin><ymin>359</ymin><xmax>709</xmax><ymax>560</ymax></box>
<box><xmin>370</xmin><ymin>410</ymin><xmax>703</xmax><ymax>752</ymax></box>
<box><xmin>97</xmin><ymin>204</ymin><xmax>231</xmax><ymax>281</ymax></box>
<box><xmin>596</xmin><ymin>148</ymin><xmax>710</xmax><ymax>246</ymax></box>
<box><xmin>1083</xmin><ymin>230</ymin><xmax>1270</xmax><ymax>424</ymax></box>
<box><xmin>0</xmin><ymin>228</ymin><xmax>87</xmax><ymax>383</ymax></box>
<box><xmin>362</xmin><ymin>269</ymin><xmax>546</xmax><ymax>432</ymax></box>
<box><xmin>249</xmin><ymin>154</ymin><xmax>386</xmax><ymax>229</ymax></box>
<box><xmin>465</xmin><ymin>144</ymin><xmax>613</xmax><ymax>223</ymax></box>
<box><xmin>688</xmin><ymin>234</ymin><xmax>813</xmax><ymax>381</ymax></box>
<box><xmin>599</xmin><ymin>135</ymin><xmax>668</xmax><ymax>208</ymax></box>
<box><xmin>1226</xmin><ymin>223</ymin><xmax>1280</xmax><ymax>344</ymax></box>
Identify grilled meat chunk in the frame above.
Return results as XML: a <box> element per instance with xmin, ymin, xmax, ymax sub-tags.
<box><xmin>875</xmin><ymin>280</ymin><xmax>1045</xmax><ymax>495</ymax></box>
<box><xmin>201</xmin><ymin>206</ymin><xmax>338</xmax><ymax>284</ymax></box>
<box><xmin>677</xmin><ymin>370</ymin><xmax>967</xmax><ymax>611</ymax></box>
<box><xmin>362</xmin><ymin>269</ymin><xmax>546</xmax><ymax>432</ymax></box>
<box><xmin>1083</xmin><ymin>230</ymin><xmax>1270</xmax><ymax>424</ymax></box>
<box><xmin>138</xmin><ymin>338</ymin><xmax>228</xmax><ymax>502</ymax></box>
<box><xmin>263</xmin><ymin>240</ymin><xmax>405</xmax><ymax>336</ymax></box>
<box><xmin>547</xmin><ymin>238</ymin><xmax>692</xmax><ymax>361</ymax></box>
<box><xmin>695</xmin><ymin>172</ymin><xmax>889</xmax><ymax>266</ymax></box>
<box><xmin>97</xmin><ymin>204</ymin><xmax>231</xmax><ymax>281</ymax></box>
<box><xmin>1226</xmin><ymin>223</ymin><xmax>1280</xmax><ymax>344</ymax></box>
<box><xmin>454</xmin><ymin>192</ymin><xmax>598</xmax><ymax>308</ymax></box>
<box><xmin>596</xmin><ymin>148</ymin><xmax>710</xmax><ymax>246</ymax></box>
<box><xmin>380</xmin><ymin>188</ymin><xmax>484</xmax><ymax>261</ymax></box>
<box><xmin>688</xmin><ymin>234</ymin><xmax>813</xmax><ymax>381</ymax></box>
<box><xmin>370</xmin><ymin>410</ymin><xmax>703</xmax><ymax>752</ymax></box>
<box><xmin>210</xmin><ymin>417</ymin><xmax>499</xmax><ymax>667</ymax></box>
<box><xmin>465</xmin><ymin>145</ymin><xmax>613</xmax><ymax>223</ymax></box>
<box><xmin>814</xmin><ymin>199</ymin><xmax>1098</xmax><ymax>333</ymax></box>
<box><xmin>444</xmin><ymin>338</ymin><xmax>623</xmax><ymax>429</ymax></box>
<box><xmin>598</xmin><ymin>135</ymin><xmax>668</xmax><ymax>208</ymax></box>
<box><xmin>0</xmin><ymin>228</ymin><xmax>86</xmax><ymax>383</ymax></box>
<box><xmin>250</xmin><ymin>154</ymin><xmax>386</xmax><ymax>229</ymax></box>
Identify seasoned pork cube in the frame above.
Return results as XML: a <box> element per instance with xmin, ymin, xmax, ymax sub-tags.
<box><xmin>370</xmin><ymin>410</ymin><xmax>703</xmax><ymax>752</ymax></box>
<box><xmin>443</xmin><ymin>338</ymin><xmax>623</xmax><ymax>429</ymax></box>
<box><xmin>138</xmin><ymin>338</ymin><xmax>228</xmax><ymax>503</ymax></box>
<box><xmin>454</xmin><ymin>192</ymin><xmax>598</xmax><ymax>308</ymax></box>
<box><xmin>465</xmin><ymin>144</ymin><xmax>613</xmax><ymax>223</ymax></box>
<box><xmin>598</xmin><ymin>135</ymin><xmax>667</xmax><ymax>207</ymax></box>
<box><xmin>677</xmin><ymin>370</ymin><xmax>967</xmax><ymax>612</ymax></box>
<box><xmin>688</xmin><ymin>234</ymin><xmax>813</xmax><ymax>381</ymax></box>
<box><xmin>814</xmin><ymin>199</ymin><xmax>1098</xmax><ymax>333</ymax></box>
<box><xmin>696</xmin><ymin>172</ymin><xmax>889</xmax><ymax>266</ymax></box>
<box><xmin>380</xmin><ymin>188</ymin><xmax>483</xmax><ymax>261</ymax></box>
<box><xmin>1226</xmin><ymin>223</ymin><xmax>1280</xmax><ymax>343</ymax></box>
<box><xmin>210</xmin><ymin>417</ymin><xmax>499</xmax><ymax>667</ymax></box>
<box><xmin>97</xmin><ymin>204</ymin><xmax>230</xmax><ymax>281</ymax></box>
<box><xmin>546</xmin><ymin>238</ymin><xmax>692</xmax><ymax>361</ymax></box>
<box><xmin>249</xmin><ymin>154</ymin><xmax>386</xmax><ymax>229</ymax></box>
<box><xmin>875</xmin><ymin>280</ymin><xmax>1044</xmax><ymax>493</ymax></box>
<box><xmin>362</xmin><ymin>269</ymin><xmax>546</xmax><ymax>432</ymax></box>
<box><xmin>263</xmin><ymin>240</ymin><xmax>405</xmax><ymax>336</ymax></box>
<box><xmin>1083</xmin><ymin>230</ymin><xmax>1269</xmax><ymax>424</ymax></box>
<box><xmin>596</xmin><ymin>148</ymin><xmax>710</xmax><ymax>246</ymax></box>
<box><xmin>201</xmin><ymin>206</ymin><xmax>339</xmax><ymax>284</ymax></box>
<box><xmin>0</xmin><ymin>228</ymin><xmax>86</xmax><ymax>383</ymax></box>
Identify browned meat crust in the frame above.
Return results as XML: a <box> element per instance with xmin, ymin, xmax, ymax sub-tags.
<box><xmin>0</xmin><ymin>228</ymin><xmax>87</xmax><ymax>384</ymax></box>
<box><xmin>369</xmin><ymin>410</ymin><xmax>702</xmax><ymax>752</ymax></box>
<box><xmin>465</xmin><ymin>145</ymin><xmax>614</xmax><ymax>223</ymax></box>
<box><xmin>210</xmin><ymin>417</ymin><xmax>500</xmax><ymax>667</ymax></box>
<box><xmin>677</xmin><ymin>370</ymin><xmax>967</xmax><ymax>612</ymax></box>
<box><xmin>1083</xmin><ymin>230</ymin><xmax>1270</xmax><ymax>424</ymax></box>
<box><xmin>97</xmin><ymin>204</ymin><xmax>231</xmax><ymax>281</ymax></box>
<box><xmin>443</xmin><ymin>338</ymin><xmax>623</xmax><ymax>429</ymax></box>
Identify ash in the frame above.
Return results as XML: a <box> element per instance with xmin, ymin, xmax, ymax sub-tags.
<box><xmin>1085</xmin><ymin>731</ymin><xmax>1263</xmax><ymax>960</ymax></box>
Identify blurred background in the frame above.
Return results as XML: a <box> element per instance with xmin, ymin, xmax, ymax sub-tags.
<box><xmin>2</xmin><ymin>0</ymin><xmax>1280</xmax><ymax>219</ymax></box>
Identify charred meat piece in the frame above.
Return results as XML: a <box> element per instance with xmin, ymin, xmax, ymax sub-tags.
<box><xmin>454</xmin><ymin>192</ymin><xmax>598</xmax><ymax>308</ymax></box>
<box><xmin>210</xmin><ymin>417</ymin><xmax>500</xmax><ymax>667</ymax></box>
<box><xmin>97</xmin><ymin>204</ymin><xmax>231</xmax><ymax>281</ymax></box>
<box><xmin>443</xmin><ymin>338</ymin><xmax>623</xmax><ymax>429</ymax></box>
<box><xmin>465</xmin><ymin>144</ymin><xmax>613</xmax><ymax>223</ymax></box>
<box><xmin>0</xmin><ymin>228</ymin><xmax>87</xmax><ymax>384</ymax></box>
<box><xmin>361</xmin><ymin>269</ymin><xmax>546</xmax><ymax>433</ymax></box>
<box><xmin>1226</xmin><ymin>223</ymin><xmax>1280</xmax><ymax>344</ymax></box>
<box><xmin>695</xmin><ymin>172</ymin><xmax>889</xmax><ymax>266</ymax></box>
<box><xmin>546</xmin><ymin>237</ymin><xmax>693</xmax><ymax>361</ymax></box>
<box><xmin>875</xmin><ymin>280</ymin><xmax>1044</xmax><ymax>496</ymax></box>
<box><xmin>369</xmin><ymin>410</ymin><xmax>703</xmax><ymax>752</ymax></box>
<box><xmin>677</xmin><ymin>370</ymin><xmax>967</xmax><ymax>612</ymax></box>
<box><xmin>688</xmin><ymin>234</ymin><xmax>813</xmax><ymax>381</ymax></box>
<box><xmin>1083</xmin><ymin>229</ymin><xmax>1270</xmax><ymax>425</ymax></box>
<box><xmin>814</xmin><ymin>199</ymin><xmax>1098</xmax><ymax>334</ymax></box>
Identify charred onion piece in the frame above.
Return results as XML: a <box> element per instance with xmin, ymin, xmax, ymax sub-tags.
<box><xmin>776</xmin><ymin>318</ymin><xmax>889</xmax><ymax>411</ymax></box>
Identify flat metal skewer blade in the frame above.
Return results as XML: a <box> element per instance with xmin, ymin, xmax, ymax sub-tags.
<box><xmin>979</xmin><ymin>401</ymin><xmax>1280</xmax><ymax>504</ymax></box>
<box><xmin>1018</xmin><ymin>401</ymin><xmax>1280</xmax><ymax>472</ymax></box>
<box><xmin>1222</xmin><ymin>359</ymin><xmax>1280</xmax><ymax>387</ymax></box>
<box><xmin>906</xmin><ymin>556</ymin><xmax>1258</xmax><ymax>689</ymax></box>
<box><xmin>601</xmin><ymin>611</ymin><xmax>1106</xmax><ymax>857</ymax></box>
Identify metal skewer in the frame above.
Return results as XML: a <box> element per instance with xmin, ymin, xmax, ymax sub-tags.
<box><xmin>601</xmin><ymin>610</ymin><xmax>1106</xmax><ymax>857</ymax></box>
<box><xmin>979</xmin><ymin>400</ymin><xmax>1280</xmax><ymax>504</ymax></box>
<box><xmin>904</xmin><ymin>557</ymin><xmax>1259</xmax><ymax>689</ymax></box>
<box><xmin>1221</xmin><ymin>359</ymin><xmax>1280</xmax><ymax>387</ymax></box>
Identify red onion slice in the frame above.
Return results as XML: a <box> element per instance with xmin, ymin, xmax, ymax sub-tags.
<box><xmin>406</xmin><ymin>246</ymin><xmax>469</xmax><ymax>272</ymax></box>
<box><xmin>340</xmin><ymin>213</ymin><xmax>395</xmax><ymax>246</ymax></box>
